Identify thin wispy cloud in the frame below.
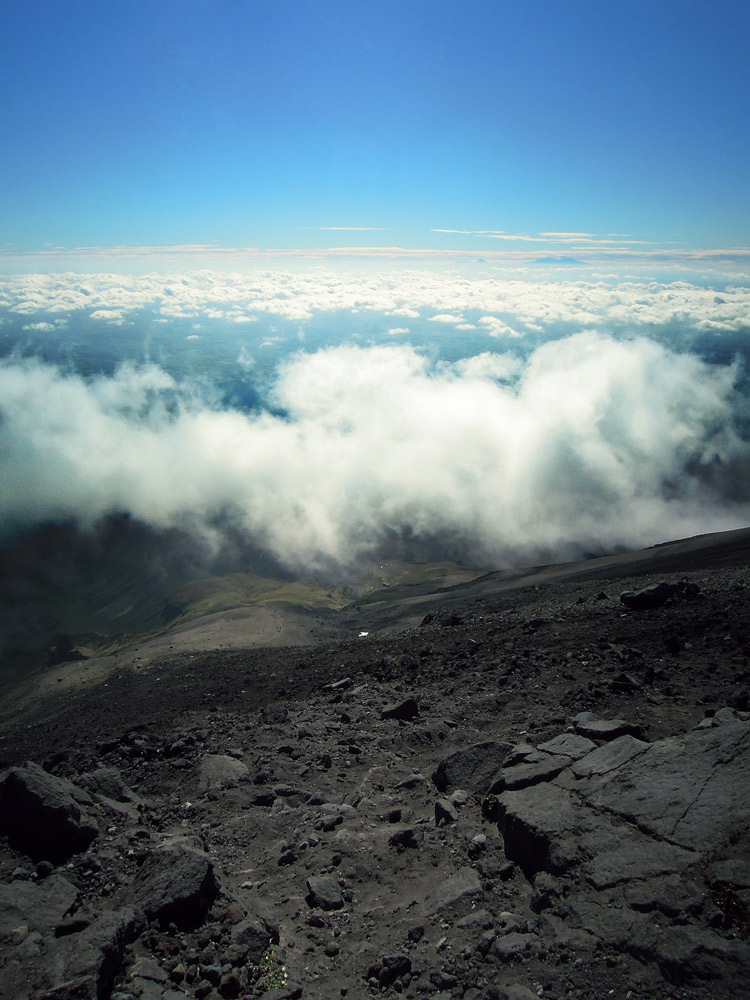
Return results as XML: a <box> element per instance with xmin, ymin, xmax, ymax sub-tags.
<box><xmin>431</xmin><ymin>229</ymin><xmax>661</xmax><ymax>247</ymax></box>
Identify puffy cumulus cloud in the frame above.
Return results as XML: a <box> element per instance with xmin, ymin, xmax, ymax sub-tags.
<box><xmin>89</xmin><ymin>308</ymin><xmax>125</xmax><ymax>324</ymax></box>
<box><xmin>429</xmin><ymin>313</ymin><xmax>467</xmax><ymax>324</ymax></box>
<box><xmin>479</xmin><ymin>316</ymin><xmax>524</xmax><ymax>338</ymax></box>
<box><xmin>2</xmin><ymin>268</ymin><xmax>750</xmax><ymax>336</ymax></box>
<box><xmin>0</xmin><ymin>335</ymin><xmax>747</xmax><ymax>573</ymax></box>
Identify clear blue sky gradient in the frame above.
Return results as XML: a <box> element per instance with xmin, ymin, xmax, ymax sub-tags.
<box><xmin>2</xmin><ymin>0</ymin><xmax>749</xmax><ymax>252</ymax></box>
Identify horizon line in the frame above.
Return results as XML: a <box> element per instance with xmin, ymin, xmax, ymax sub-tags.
<box><xmin>2</xmin><ymin>242</ymin><xmax>750</xmax><ymax>265</ymax></box>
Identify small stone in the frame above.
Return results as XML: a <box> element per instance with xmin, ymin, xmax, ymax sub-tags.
<box><xmin>200</xmin><ymin>963</ymin><xmax>222</xmax><ymax>986</ymax></box>
<box><xmin>219</xmin><ymin>970</ymin><xmax>242</xmax><ymax>998</ymax></box>
<box><xmin>435</xmin><ymin>798</ymin><xmax>459</xmax><ymax>826</ymax></box>
<box><xmin>381</xmin><ymin>698</ymin><xmax>419</xmax><ymax>721</ymax></box>
<box><xmin>388</xmin><ymin>827</ymin><xmax>423</xmax><ymax>850</ymax></box>
<box><xmin>306</xmin><ymin>875</ymin><xmax>344</xmax><ymax>910</ymax></box>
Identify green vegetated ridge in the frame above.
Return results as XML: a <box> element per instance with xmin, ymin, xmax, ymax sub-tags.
<box><xmin>165</xmin><ymin>559</ymin><xmax>485</xmax><ymax>623</ymax></box>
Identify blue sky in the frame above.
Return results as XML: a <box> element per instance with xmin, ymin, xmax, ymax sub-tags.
<box><xmin>2</xmin><ymin>0</ymin><xmax>750</xmax><ymax>255</ymax></box>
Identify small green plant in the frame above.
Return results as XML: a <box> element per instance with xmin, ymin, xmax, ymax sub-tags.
<box><xmin>482</xmin><ymin>792</ymin><xmax>500</xmax><ymax>820</ymax></box>
<box><xmin>249</xmin><ymin>948</ymin><xmax>288</xmax><ymax>994</ymax></box>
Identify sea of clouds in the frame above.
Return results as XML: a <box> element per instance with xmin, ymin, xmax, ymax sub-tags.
<box><xmin>1</xmin><ymin>263</ymin><xmax>749</xmax><ymax>573</ymax></box>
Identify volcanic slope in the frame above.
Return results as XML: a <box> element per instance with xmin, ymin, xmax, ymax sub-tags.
<box><xmin>1</xmin><ymin>527</ymin><xmax>750</xmax><ymax>1000</ymax></box>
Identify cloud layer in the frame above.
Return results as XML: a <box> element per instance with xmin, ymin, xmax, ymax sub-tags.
<box><xmin>2</xmin><ymin>267</ymin><xmax>750</xmax><ymax>332</ymax></box>
<box><xmin>1</xmin><ymin>334</ymin><xmax>747</xmax><ymax>573</ymax></box>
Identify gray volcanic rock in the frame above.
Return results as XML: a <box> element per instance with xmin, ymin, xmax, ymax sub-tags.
<box><xmin>305</xmin><ymin>875</ymin><xmax>344</xmax><ymax>910</ymax></box>
<box><xmin>381</xmin><ymin>696</ymin><xmax>419</xmax><ymax>720</ymax></box>
<box><xmin>494</xmin><ymin>708</ymin><xmax>750</xmax><ymax>990</ymax></box>
<box><xmin>580</xmin><ymin>709</ymin><xmax>750</xmax><ymax>849</ymax></box>
<box><xmin>434</xmin><ymin>797</ymin><xmax>459</xmax><ymax>825</ymax></box>
<box><xmin>537</xmin><ymin>732</ymin><xmax>596</xmax><ymax>759</ymax></box>
<box><xmin>431</xmin><ymin>740</ymin><xmax>510</xmax><ymax>795</ymax></box>
<box><xmin>0</xmin><ymin>873</ymin><xmax>78</xmax><ymax>941</ymax></box>
<box><xmin>498</xmin><ymin>782</ymin><xmax>598</xmax><ymax>875</ymax></box>
<box><xmin>488</xmin><ymin>752</ymin><xmax>572</xmax><ymax>793</ymax></box>
<box><xmin>573</xmin><ymin>711</ymin><xmax>645</xmax><ymax>742</ymax></box>
<box><xmin>125</xmin><ymin>840</ymin><xmax>218</xmax><ymax>928</ymax></box>
<box><xmin>571</xmin><ymin>733</ymin><xmax>650</xmax><ymax>777</ymax></box>
<box><xmin>197</xmin><ymin>753</ymin><xmax>249</xmax><ymax>794</ymax></box>
<box><xmin>76</xmin><ymin>767</ymin><xmax>139</xmax><ymax>804</ymax></box>
<box><xmin>231</xmin><ymin>916</ymin><xmax>277</xmax><ymax>964</ymax></box>
<box><xmin>51</xmin><ymin>907</ymin><xmax>141</xmax><ymax>998</ymax></box>
<box><xmin>421</xmin><ymin>866</ymin><xmax>482</xmax><ymax>916</ymax></box>
<box><xmin>619</xmin><ymin>578</ymin><xmax>700</xmax><ymax>610</ymax></box>
<box><xmin>0</xmin><ymin>761</ymin><xmax>98</xmax><ymax>863</ymax></box>
<box><xmin>39</xmin><ymin>977</ymin><xmax>98</xmax><ymax>999</ymax></box>
<box><xmin>0</xmin><ymin>895</ymin><xmax>139</xmax><ymax>1000</ymax></box>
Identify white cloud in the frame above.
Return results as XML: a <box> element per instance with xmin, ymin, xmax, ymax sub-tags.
<box><xmin>23</xmin><ymin>321</ymin><xmax>55</xmax><ymax>332</ymax></box>
<box><xmin>479</xmin><ymin>316</ymin><xmax>524</xmax><ymax>338</ymax></box>
<box><xmin>0</xmin><ymin>336</ymin><xmax>747</xmax><ymax>572</ymax></box>
<box><xmin>2</xmin><ymin>267</ymin><xmax>748</xmax><ymax>336</ymax></box>
<box><xmin>453</xmin><ymin>352</ymin><xmax>521</xmax><ymax>382</ymax></box>
<box><xmin>386</xmin><ymin>307</ymin><xmax>420</xmax><ymax>318</ymax></box>
<box><xmin>429</xmin><ymin>313</ymin><xmax>466</xmax><ymax>324</ymax></box>
<box><xmin>89</xmin><ymin>308</ymin><xmax>125</xmax><ymax>324</ymax></box>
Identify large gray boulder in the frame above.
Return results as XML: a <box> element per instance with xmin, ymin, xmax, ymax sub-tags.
<box><xmin>125</xmin><ymin>840</ymin><xmax>219</xmax><ymax>929</ymax></box>
<box><xmin>0</xmin><ymin>761</ymin><xmax>98</xmax><ymax>863</ymax></box>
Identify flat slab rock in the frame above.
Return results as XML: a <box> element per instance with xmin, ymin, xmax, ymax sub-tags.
<box><xmin>495</xmin><ymin>708</ymin><xmax>750</xmax><ymax>983</ymax></box>
<box><xmin>488</xmin><ymin>752</ymin><xmax>572</xmax><ymax>793</ymax></box>
<box><xmin>0</xmin><ymin>874</ymin><xmax>78</xmax><ymax>941</ymax></box>
<box><xmin>580</xmin><ymin>710</ymin><xmax>750</xmax><ymax>849</ymax></box>
<box><xmin>573</xmin><ymin>711</ymin><xmax>644</xmax><ymax>742</ymax></box>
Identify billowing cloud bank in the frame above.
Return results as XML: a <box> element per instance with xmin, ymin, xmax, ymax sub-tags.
<box><xmin>1</xmin><ymin>334</ymin><xmax>747</xmax><ymax>572</ymax></box>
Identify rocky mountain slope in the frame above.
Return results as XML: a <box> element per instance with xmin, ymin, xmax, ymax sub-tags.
<box><xmin>1</xmin><ymin>529</ymin><xmax>749</xmax><ymax>1000</ymax></box>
